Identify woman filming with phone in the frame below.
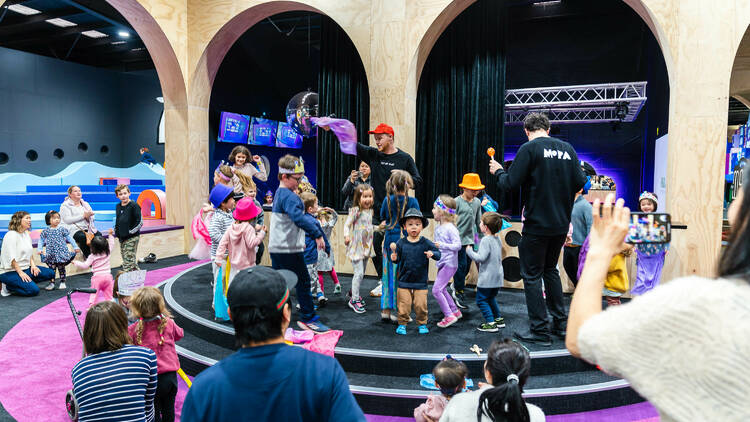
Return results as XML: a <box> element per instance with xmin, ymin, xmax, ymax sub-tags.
<box><xmin>567</xmin><ymin>190</ymin><xmax>750</xmax><ymax>422</ymax></box>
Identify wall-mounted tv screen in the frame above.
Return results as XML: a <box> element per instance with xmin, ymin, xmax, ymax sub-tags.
<box><xmin>249</xmin><ymin>117</ymin><xmax>278</xmax><ymax>147</ymax></box>
<box><xmin>276</xmin><ymin>122</ymin><xmax>304</xmax><ymax>149</ymax></box>
<box><xmin>218</xmin><ymin>112</ymin><xmax>250</xmax><ymax>144</ymax></box>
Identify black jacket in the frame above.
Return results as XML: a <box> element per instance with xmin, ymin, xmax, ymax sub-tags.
<box><xmin>115</xmin><ymin>201</ymin><xmax>143</xmax><ymax>241</ymax></box>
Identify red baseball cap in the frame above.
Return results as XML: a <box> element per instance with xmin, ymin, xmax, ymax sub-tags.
<box><xmin>368</xmin><ymin>123</ymin><xmax>394</xmax><ymax>136</ymax></box>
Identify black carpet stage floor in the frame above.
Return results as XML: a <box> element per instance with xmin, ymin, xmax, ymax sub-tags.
<box><xmin>165</xmin><ymin>262</ymin><xmax>645</xmax><ymax>416</ymax></box>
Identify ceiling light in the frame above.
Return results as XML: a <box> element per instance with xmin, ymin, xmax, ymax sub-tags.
<box><xmin>155</xmin><ymin>97</ymin><xmax>164</xmax><ymax>103</ymax></box>
<box><xmin>111</xmin><ymin>41</ymin><xmax>126</xmax><ymax>45</ymax></box>
<box><xmin>118</xmin><ymin>31</ymin><xmax>130</xmax><ymax>38</ymax></box>
<box><xmin>533</xmin><ymin>0</ymin><xmax>562</xmax><ymax>6</ymax></box>
<box><xmin>82</xmin><ymin>30</ymin><xmax>108</xmax><ymax>38</ymax></box>
<box><xmin>7</xmin><ymin>4</ymin><xmax>41</xmax><ymax>15</ymax></box>
<box><xmin>130</xmin><ymin>47</ymin><xmax>145</xmax><ymax>52</ymax></box>
<box><xmin>46</xmin><ymin>18</ymin><xmax>77</xmax><ymax>28</ymax></box>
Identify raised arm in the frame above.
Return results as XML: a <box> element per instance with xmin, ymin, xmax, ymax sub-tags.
<box><xmin>466</xmin><ymin>237</ymin><xmax>491</xmax><ymax>263</ymax></box>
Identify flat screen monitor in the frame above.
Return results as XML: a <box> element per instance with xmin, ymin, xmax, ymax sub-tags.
<box><xmin>249</xmin><ymin>117</ymin><xmax>278</xmax><ymax>147</ymax></box>
<box><xmin>276</xmin><ymin>122</ymin><xmax>304</xmax><ymax>149</ymax></box>
<box><xmin>218</xmin><ymin>112</ymin><xmax>250</xmax><ymax>144</ymax></box>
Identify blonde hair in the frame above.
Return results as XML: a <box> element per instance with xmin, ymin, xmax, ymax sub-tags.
<box><xmin>221</xmin><ymin>164</ymin><xmax>256</xmax><ymax>195</ymax></box>
<box><xmin>114</xmin><ymin>184</ymin><xmax>130</xmax><ymax>195</ymax></box>
<box><xmin>384</xmin><ymin>170</ymin><xmax>413</xmax><ymax>231</ymax></box>
<box><xmin>130</xmin><ymin>286</ymin><xmax>172</xmax><ymax>346</ymax></box>
<box><xmin>300</xmin><ymin>192</ymin><xmax>318</xmax><ymax>211</ymax></box>
<box><xmin>435</xmin><ymin>194</ymin><xmax>457</xmax><ymax>224</ymax></box>
<box><xmin>67</xmin><ymin>185</ymin><xmax>80</xmax><ymax>196</ymax></box>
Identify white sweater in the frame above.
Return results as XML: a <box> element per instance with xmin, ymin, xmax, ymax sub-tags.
<box><xmin>0</xmin><ymin>231</ymin><xmax>33</xmax><ymax>274</ymax></box>
<box><xmin>439</xmin><ymin>386</ymin><xmax>545</xmax><ymax>422</ymax></box>
<box><xmin>578</xmin><ymin>276</ymin><xmax>750</xmax><ymax>422</ymax></box>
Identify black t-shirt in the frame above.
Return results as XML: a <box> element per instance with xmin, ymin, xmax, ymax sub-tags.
<box><xmin>356</xmin><ymin>143</ymin><xmax>422</xmax><ymax>221</ymax></box>
<box><xmin>494</xmin><ymin>136</ymin><xmax>587</xmax><ymax>236</ymax></box>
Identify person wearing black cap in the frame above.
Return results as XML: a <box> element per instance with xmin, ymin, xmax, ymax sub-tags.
<box><xmin>181</xmin><ymin>266</ymin><xmax>366</xmax><ymax>422</ymax></box>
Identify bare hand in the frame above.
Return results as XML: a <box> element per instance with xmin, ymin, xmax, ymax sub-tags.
<box><xmin>434</xmin><ymin>242</ymin><xmax>441</xmax><ymax>249</ymax></box>
<box><xmin>588</xmin><ymin>194</ymin><xmax>630</xmax><ymax>259</ymax></box>
<box><xmin>344</xmin><ymin>236</ymin><xmax>351</xmax><ymax>246</ymax></box>
<box><xmin>84</xmin><ymin>210</ymin><xmax>94</xmax><ymax>219</ymax></box>
<box><xmin>255</xmin><ymin>224</ymin><xmax>263</xmax><ymax>232</ymax></box>
<box><xmin>215</xmin><ymin>261</ymin><xmax>222</xmax><ymax>267</ymax></box>
<box><xmin>489</xmin><ymin>159</ymin><xmax>503</xmax><ymax>174</ymax></box>
<box><xmin>316</xmin><ymin>237</ymin><xmax>325</xmax><ymax>250</ymax></box>
<box><xmin>350</xmin><ymin>170</ymin><xmax>358</xmax><ymax>183</ymax></box>
<box><xmin>30</xmin><ymin>266</ymin><xmax>40</xmax><ymax>276</ymax></box>
<box><xmin>390</xmin><ymin>242</ymin><xmax>397</xmax><ymax>252</ymax></box>
<box><xmin>424</xmin><ymin>250</ymin><xmax>434</xmax><ymax>258</ymax></box>
<box><xmin>253</xmin><ymin>155</ymin><xmax>262</xmax><ymax>163</ymax></box>
<box><xmin>465</xmin><ymin>245</ymin><xmax>472</xmax><ymax>253</ymax></box>
<box><xmin>19</xmin><ymin>271</ymin><xmax>32</xmax><ymax>283</ymax></box>
<box><xmin>481</xmin><ymin>198</ymin><xmax>489</xmax><ymax>206</ymax></box>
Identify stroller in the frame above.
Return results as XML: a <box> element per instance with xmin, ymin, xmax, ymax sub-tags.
<box><xmin>65</xmin><ymin>287</ymin><xmax>96</xmax><ymax>421</ymax></box>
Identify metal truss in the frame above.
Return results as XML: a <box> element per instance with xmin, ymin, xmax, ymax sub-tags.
<box><xmin>505</xmin><ymin>82</ymin><xmax>647</xmax><ymax>124</ymax></box>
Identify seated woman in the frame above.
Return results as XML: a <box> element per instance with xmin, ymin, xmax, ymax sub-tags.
<box><xmin>0</xmin><ymin>211</ymin><xmax>55</xmax><ymax>297</ymax></box>
<box><xmin>60</xmin><ymin>185</ymin><xmax>99</xmax><ymax>258</ymax></box>
<box><xmin>567</xmin><ymin>191</ymin><xmax>750</xmax><ymax>421</ymax></box>
<box><xmin>71</xmin><ymin>301</ymin><xmax>158</xmax><ymax>422</ymax></box>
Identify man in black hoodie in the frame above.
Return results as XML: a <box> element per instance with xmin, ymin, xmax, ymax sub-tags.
<box><xmin>490</xmin><ymin>113</ymin><xmax>587</xmax><ymax>345</ymax></box>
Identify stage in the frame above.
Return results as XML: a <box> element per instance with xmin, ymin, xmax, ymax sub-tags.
<box><xmin>164</xmin><ymin>262</ymin><xmax>645</xmax><ymax>417</ymax></box>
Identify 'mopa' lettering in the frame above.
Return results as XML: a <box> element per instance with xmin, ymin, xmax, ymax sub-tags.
<box><xmin>543</xmin><ymin>149</ymin><xmax>572</xmax><ymax>160</ymax></box>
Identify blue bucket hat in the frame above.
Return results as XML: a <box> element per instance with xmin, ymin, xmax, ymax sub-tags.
<box><xmin>209</xmin><ymin>184</ymin><xmax>234</xmax><ymax>209</ymax></box>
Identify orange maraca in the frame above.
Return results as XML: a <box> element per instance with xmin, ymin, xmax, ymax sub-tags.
<box><xmin>487</xmin><ymin>147</ymin><xmax>495</xmax><ymax>161</ymax></box>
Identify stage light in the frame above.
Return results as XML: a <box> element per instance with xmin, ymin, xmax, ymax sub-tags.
<box><xmin>118</xmin><ymin>31</ymin><xmax>130</xmax><ymax>38</ymax></box>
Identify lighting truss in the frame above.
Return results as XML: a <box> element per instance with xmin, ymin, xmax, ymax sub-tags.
<box><xmin>504</xmin><ymin>81</ymin><xmax>647</xmax><ymax>124</ymax></box>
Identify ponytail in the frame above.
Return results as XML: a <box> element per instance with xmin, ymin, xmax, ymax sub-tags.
<box><xmin>477</xmin><ymin>339</ymin><xmax>532</xmax><ymax>422</ymax></box>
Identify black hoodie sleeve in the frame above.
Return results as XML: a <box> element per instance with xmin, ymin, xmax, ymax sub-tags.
<box><xmin>494</xmin><ymin>144</ymin><xmax>532</xmax><ymax>193</ymax></box>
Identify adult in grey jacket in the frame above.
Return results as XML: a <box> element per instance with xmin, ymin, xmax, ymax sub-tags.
<box><xmin>341</xmin><ymin>161</ymin><xmax>371</xmax><ymax>209</ymax></box>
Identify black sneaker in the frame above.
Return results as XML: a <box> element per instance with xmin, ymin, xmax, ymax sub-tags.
<box><xmin>551</xmin><ymin>326</ymin><xmax>566</xmax><ymax>338</ymax></box>
<box><xmin>494</xmin><ymin>317</ymin><xmax>506</xmax><ymax>328</ymax></box>
<box><xmin>477</xmin><ymin>322</ymin><xmax>498</xmax><ymax>333</ymax></box>
<box><xmin>513</xmin><ymin>330</ymin><xmax>552</xmax><ymax>346</ymax></box>
<box><xmin>452</xmin><ymin>290</ymin><xmax>468</xmax><ymax>309</ymax></box>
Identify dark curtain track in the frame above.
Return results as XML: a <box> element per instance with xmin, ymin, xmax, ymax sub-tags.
<box><xmin>415</xmin><ymin>0</ymin><xmax>506</xmax><ymax>210</ymax></box>
<box><xmin>316</xmin><ymin>16</ymin><xmax>370</xmax><ymax>210</ymax></box>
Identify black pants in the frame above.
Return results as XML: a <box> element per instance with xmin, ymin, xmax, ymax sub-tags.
<box><xmin>256</xmin><ymin>241</ymin><xmax>265</xmax><ymax>264</ymax></box>
<box><xmin>155</xmin><ymin>371</ymin><xmax>177</xmax><ymax>422</ymax></box>
<box><xmin>563</xmin><ymin>245</ymin><xmax>582</xmax><ymax>287</ymax></box>
<box><xmin>271</xmin><ymin>252</ymin><xmax>315</xmax><ymax>321</ymax></box>
<box><xmin>453</xmin><ymin>246</ymin><xmax>470</xmax><ymax>293</ymax></box>
<box><xmin>73</xmin><ymin>230</ymin><xmax>103</xmax><ymax>258</ymax></box>
<box><xmin>518</xmin><ymin>233</ymin><xmax>567</xmax><ymax>334</ymax></box>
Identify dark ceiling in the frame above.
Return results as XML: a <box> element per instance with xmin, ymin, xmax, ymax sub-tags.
<box><xmin>0</xmin><ymin>0</ymin><xmax>153</xmax><ymax>71</ymax></box>
<box><xmin>729</xmin><ymin>97</ymin><xmax>750</xmax><ymax>126</ymax></box>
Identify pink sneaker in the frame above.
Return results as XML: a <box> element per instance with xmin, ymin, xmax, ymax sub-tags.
<box><xmin>437</xmin><ymin>315</ymin><xmax>458</xmax><ymax>328</ymax></box>
<box><xmin>453</xmin><ymin>310</ymin><xmax>463</xmax><ymax>320</ymax></box>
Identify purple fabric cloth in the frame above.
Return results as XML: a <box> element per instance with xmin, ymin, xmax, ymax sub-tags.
<box><xmin>577</xmin><ymin>235</ymin><xmax>590</xmax><ymax>280</ymax></box>
<box><xmin>311</xmin><ymin>117</ymin><xmax>358</xmax><ymax>155</ymax></box>
<box><xmin>433</xmin><ymin>265</ymin><xmax>458</xmax><ymax>317</ymax></box>
<box><xmin>631</xmin><ymin>249</ymin><xmax>666</xmax><ymax>295</ymax></box>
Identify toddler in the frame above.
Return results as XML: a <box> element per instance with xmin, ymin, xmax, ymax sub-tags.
<box><xmin>466</xmin><ymin>212</ymin><xmax>505</xmax><ymax>332</ymax></box>
<box><xmin>73</xmin><ymin>229</ymin><xmax>115</xmax><ymax>307</ymax></box>
<box><xmin>316</xmin><ymin>206</ymin><xmax>341</xmax><ymax>296</ymax></box>
<box><xmin>39</xmin><ymin>210</ymin><xmax>79</xmax><ymax>290</ymax></box>
<box><xmin>128</xmin><ymin>286</ymin><xmax>184</xmax><ymax>422</ymax></box>
<box><xmin>380</xmin><ymin>170</ymin><xmax>419</xmax><ymax>322</ymax></box>
<box><xmin>301</xmin><ymin>192</ymin><xmax>332</xmax><ymax>306</ymax></box>
<box><xmin>431</xmin><ymin>195</ymin><xmax>462</xmax><ymax>328</ymax></box>
<box><xmin>632</xmin><ymin>191</ymin><xmax>668</xmax><ymax>295</ymax></box>
<box><xmin>245</xmin><ymin>184</ymin><xmax>265</xmax><ymax>263</ymax></box>
<box><xmin>414</xmin><ymin>357</ymin><xmax>468</xmax><ymax>422</ymax></box>
<box><xmin>215</xmin><ymin>197</ymin><xmax>266</xmax><ymax>286</ymax></box>
<box><xmin>113</xmin><ymin>270</ymin><xmax>144</xmax><ymax>324</ymax></box>
<box><xmin>344</xmin><ymin>184</ymin><xmax>376</xmax><ymax>313</ymax></box>
<box><xmin>389</xmin><ymin>208</ymin><xmax>440</xmax><ymax>335</ymax></box>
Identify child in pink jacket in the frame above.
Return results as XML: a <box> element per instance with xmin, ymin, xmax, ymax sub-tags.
<box><xmin>73</xmin><ymin>229</ymin><xmax>116</xmax><ymax>307</ymax></box>
<box><xmin>215</xmin><ymin>197</ymin><xmax>266</xmax><ymax>286</ymax></box>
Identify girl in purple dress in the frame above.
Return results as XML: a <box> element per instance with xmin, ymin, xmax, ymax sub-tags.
<box><xmin>631</xmin><ymin>192</ymin><xmax>668</xmax><ymax>295</ymax></box>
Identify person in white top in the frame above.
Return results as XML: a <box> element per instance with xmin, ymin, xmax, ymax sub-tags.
<box><xmin>59</xmin><ymin>185</ymin><xmax>99</xmax><ymax>258</ymax></box>
<box><xmin>440</xmin><ymin>339</ymin><xmax>545</xmax><ymax>422</ymax></box>
<box><xmin>567</xmin><ymin>191</ymin><xmax>750</xmax><ymax>422</ymax></box>
<box><xmin>0</xmin><ymin>211</ymin><xmax>55</xmax><ymax>296</ymax></box>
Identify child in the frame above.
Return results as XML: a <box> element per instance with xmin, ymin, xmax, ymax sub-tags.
<box><xmin>344</xmin><ymin>184</ymin><xmax>376</xmax><ymax>313</ymax></box>
<box><xmin>300</xmin><ymin>192</ymin><xmax>332</xmax><ymax>307</ymax></box>
<box><xmin>268</xmin><ymin>155</ymin><xmax>329</xmax><ymax>333</ymax></box>
<box><xmin>128</xmin><ymin>286</ymin><xmax>184</xmax><ymax>422</ymax></box>
<box><xmin>413</xmin><ymin>358</ymin><xmax>468</xmax><ymax>422</ymax></box>
<box><xmin>453</xmin><ymin>173</ymin><xmax>484</xmax><ymax>309</ymax></box>
<box><xmin>440</xmin><ymin>339</ymin><xmax>545</xmax><ymax>422</ymax></box>
<box><xmin>214</xmin><ymin>197</ymin><xmax>265</xmax><ymax>286</ymax></box>
<box><xmin>229</xmin><ymin>145</ymin><xmax>268</xmax><ymax>189</ymax></box>
<box><xmin>113</xmin><ymin>270</ymin><xmax>143</xmax><ymax>324</ymax></box>
<box><xmin>73</xmin><ymin>229</ymin><xmax>116</xmax><ymax>307</ymax></box>
<box><xmin>316</xmin><ymin>206</ymin><xmax>341</xmax><ymax>296</ymax></box>
<box><xmin>140</xmin><ymin>147</ymin><xmax>157</xmax><ymax>165</ymax></box>
<box><xmin>263</xmin><ymin>190</ymin><xmax>274</xmax><ymax>208</ymax></box>
<box><xmin>208</xmin><ymin>184</ymin><xmax>236</xmax><ymax>306</ymax></box>
<box><xmin>632</xmin><ymin>191</ymin><xmax>669</xmax><ymax>295</ymax></box>
<box><xmin>114</xmin><ymin>185</ymin><xmax>142</xmax><ymax>273</ymax></box>
<box><xmin>466</xmin><ymin>212</ymin><xmax>505</xmax><ymax>332</ymax></box>
<box><xmin>431</xmin><ymin>195</ymin><xmax>462</xmax><ymax>328</ymax></box>
<box><xmin>380</xmin><ymin>169</ymin><xmax>419</xmax><ymax>322</ymax></box>
<box><xmin>245</xmin><ymin>184</ymin><xmax>265</xmax><ymax>263</ymax></box>
<box><xmin>577</xmin><ymin>236</ymin><xmax>632</xmax><ymax>306</ymax></box>
<box><xmin>39</xmin><ymin>210</ymin><xmax>80</xmax><ymax>290</ymax></box>
<box><xmin>389</xmin><ymin>208</ymin><xmax>440</xmax><ymax>335</ymax></box>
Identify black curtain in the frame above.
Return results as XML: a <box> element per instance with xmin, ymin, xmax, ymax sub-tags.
<box><xmin>415</xmin><ymin>0</ymin><xmax>506</xmax><ymax>210</ymax></box>
<box><xmin>317</xmin><ymin>16</ymin><xmax>370</xmax><ymax>210</ymax></box>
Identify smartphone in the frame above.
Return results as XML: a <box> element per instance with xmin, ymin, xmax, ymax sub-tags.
<box><xmin>626</xmin><ymin>212</ymin><xmax>671</xmax><ymax>244</ymax></box>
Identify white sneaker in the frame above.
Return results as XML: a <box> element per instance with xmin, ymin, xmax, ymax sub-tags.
<box><xmin>1</xmin><ymin>284</ymin><xmax>10</xmax><ymax>297</ymax></box>
<box><xmin>58</xmin><ymin>282</ymin><xmax>67</xmax><ymax>290</ymax></box>
<box><xmin>370</xmin><ymin>283</ymin><xmax>382</xmax><ymax>297</ymax></box>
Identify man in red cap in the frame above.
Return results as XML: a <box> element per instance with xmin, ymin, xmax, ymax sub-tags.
<box><xmin>358</xmin><ymin>123</ymin><xmax>422</xmax><ymax>287</ymax></box>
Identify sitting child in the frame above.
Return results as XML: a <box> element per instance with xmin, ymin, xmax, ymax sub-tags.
<box><xmin>414</xmin><ymin>357</ymin><xmax>468</xmax><ymax>422</ymax></box>
<box><xmin>389</xmin><ymin>208</ymin><xmax>440</xmax><ymax>335</ymax></box>
<box><xmin>466</xmin><ymin>212</ymin><xmax>505</xmax><ymax>333</ymax></box>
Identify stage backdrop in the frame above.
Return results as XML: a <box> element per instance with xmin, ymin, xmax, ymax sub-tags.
<box><xmin>415</xmin><ymin>0</ymin><xmax>507</xmax><ymax>210</ymax></box>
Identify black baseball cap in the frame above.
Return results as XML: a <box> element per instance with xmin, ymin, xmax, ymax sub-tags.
<box><xmin>227</xmin><ymin>267</ymin><xmax>298</xmax><ymax>311</ymax></box>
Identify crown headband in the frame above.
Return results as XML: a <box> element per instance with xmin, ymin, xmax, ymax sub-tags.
<box><xmin>434</xmin><ymin>197</ymin><xmax>456</xmax><ymax>215</ymax></box>
<box><xmin>278</xmin><ymin>159</ymin><xmax>305</xmax><ymax>174</ymax></box>
<box><xmin>639</xmin><ymin>191</ymin><xmax>658</xmax><ymax>205</ymax></box>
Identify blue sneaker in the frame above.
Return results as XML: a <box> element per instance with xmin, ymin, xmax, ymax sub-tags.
<box><xmin>298</xmin><ymin>318</ymin><xmax>330</xmax><ymax>334</ymax></box>
<box><xmin>418</xmin><ymin>325</ymin><xmax>429</xmax><ymax>334</ymax></box>
<box><xmin>396</xmin><ymin>325</ymin><xmax>407</xmax><ymax>335</ymax></box>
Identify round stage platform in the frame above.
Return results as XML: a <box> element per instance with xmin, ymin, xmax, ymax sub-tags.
<box><xmin>164</xmin><ymin>263</ymin><xmax>644</xmax><ymax>416</ymax></box>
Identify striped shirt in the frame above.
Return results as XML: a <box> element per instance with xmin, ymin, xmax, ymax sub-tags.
<box><xmin>71</xmin><ymin>345</ymin><xmax>158</xmax><ymax>422</ymax></box>
<box><xmin>209</xmin><ymin>208</ymin><xmax>234</xmax><ymax>258</ymax></box>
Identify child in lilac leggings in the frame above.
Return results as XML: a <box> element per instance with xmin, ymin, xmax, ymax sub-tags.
<box><xmin>432</xmin><ymin>195</ymin><xmax>462</xmax><ymax>328</ymax></box>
